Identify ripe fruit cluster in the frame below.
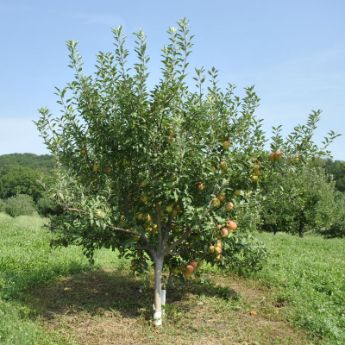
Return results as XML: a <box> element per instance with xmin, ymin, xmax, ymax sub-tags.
<box><xmin>184</xmin><ymin>260</ymin><xmax>198</xmax><ymax>278</ymax></box>
<box><xmin>208</xmin><ymin>219</ymin><xmax>238</xmax><ymax>262</ymax></box>
<box><xmin>210</xmin><ymin>191</ymin><xmax>235</xmax><ymax>212</ymax></box>
<box><xmin>250</xmin><ymin>161</ymin><xmax>261</xmax><ymax>182</ymax></box>
<box><xmin>269</xmin><ymin>149</ymin><xmax>283</xmax><ymax>161</ymax></box>
<box><xmin>136</xmin><ymin>212</ymin><xmax>158</xmax><ymax>233</ymax></box>
<box><xmin>219</xmin><ymin>219</ymin><xmax>237</xmax><ymax>237</ymax></box>
<box><xmin>209</xmin><ymin>239</ymin><xmax>223</xmax><ymax>261</ymax></box>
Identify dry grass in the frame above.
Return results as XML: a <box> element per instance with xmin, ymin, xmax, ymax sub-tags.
<box><xmin>24</xmin><ymin>268</ymin><xmax>315</xmax><ymax>345</ymax></box>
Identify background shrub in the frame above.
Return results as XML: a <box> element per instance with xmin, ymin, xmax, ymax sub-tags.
<box><xmin>4</xmin><ymin>194</ymin><xmax>36</xmax><ymax>217</ymax></box>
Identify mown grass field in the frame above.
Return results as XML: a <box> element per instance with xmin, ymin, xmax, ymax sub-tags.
<box><xmin>0</xmin><ymin>213</ymin><xmax>344</xmax><ymax>345</ymax></box>
<box><xmin>255</xmin><ymin>232</ymin><xmax>345</xmax><ymax>345</ymax></box>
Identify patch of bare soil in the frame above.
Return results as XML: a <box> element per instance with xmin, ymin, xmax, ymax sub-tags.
<box><xmin>25</xmin><ymin>269</ymin><xmax>315</xmax><ymax>345</ymax></box>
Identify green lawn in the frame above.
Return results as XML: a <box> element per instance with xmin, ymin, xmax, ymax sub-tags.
<box><xmin>0</xmin><ymin>213</ymin><xmax>344</xmax><ymax>345</ymax></box>
<box><xmin>255</xmin><ymin>232</ymin><xmax>345</xmax><ymax>345</ymax></box>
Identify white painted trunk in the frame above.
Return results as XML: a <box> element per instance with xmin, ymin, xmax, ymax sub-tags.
<box><xmin>153</xmin><ymin>256</ymin><xmax>164</xmax><ymax>326</ymax></box>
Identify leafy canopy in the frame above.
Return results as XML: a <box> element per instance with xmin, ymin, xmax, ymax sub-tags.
<box><xmin>36</xmin><ymin>19</ymin><xmax>289</xmax><ymax>273</ymax></box>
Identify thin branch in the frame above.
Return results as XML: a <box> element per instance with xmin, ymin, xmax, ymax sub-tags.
<box><xmin>107</xmin><ymin>224</ymin><xmax>140</xmax><ymax>236</ymax></box>
<box><xmin>64</xmin><ymin>207</ymin><xmax>145</xmax><ymax>238</ymax></box>
<box><xmin>64</xmin><ymin>207</ymin><xmax>83</xmax><ymax>212</ymax></box>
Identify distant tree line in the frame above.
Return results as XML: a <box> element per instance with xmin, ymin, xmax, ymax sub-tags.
<box><xmin>0</xmin><ymin>153</ymin><xmax>54</xmax><ymax>174</ymax></box>
<box><xmin>0</xmin><ymin>153</ymin><xmax>58</xmax><ymax>216</ymax></box>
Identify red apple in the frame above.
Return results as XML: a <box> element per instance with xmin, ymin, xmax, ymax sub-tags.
<box><xmin>189</xmin><ymin>260</ymin><xmax>198</xmax><ymax>269</ymax></box>
<box><xmin>226</xmin><ymin>220</ymin><xmax>238</xmax><ymax>231</ymax></box>
<box><xmin>220</xmin><ymin>227</ymin><xmax>229</xmax><ymax>237</ymax></box>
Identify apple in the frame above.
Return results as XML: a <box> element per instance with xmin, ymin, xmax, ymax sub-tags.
<box><xmin>222</xmin><ymin>140</ymin><xmax>231</xmax><ymax>150</ymax></box>
<box><xmin>234</xmin><ymin>189</ymin><xmax>242</xmax><ymax>196</ymax></box>
<box><xmin>269</xmin><ymin>152</ymin><xmax>276</xmax><ymax>160</ymax></box>
<box><xmin>189</xmin><ymin>260</ymin><xmax>198</xmax><ymax>269</ymax></box>
<box><xmin>215</xmin><ymin>254</ymin><xmax>222</xmax><ymax>261</ymax></box>
<box><xmin>208</xmin><ymin>245</ymin><xmax>215</xmax><ymax>253</ymax></box>
<box><xmin>275</xmin><ymin>149</ymin><xmax>283</xmax><ymax>158</ymax></box>
<box><xmin>185</xmin><ymin>264</ymin><xmax>195</xmax><ymax>274</ymax></box>
<box><xmin>269</xmin><ymin>149</ymin><xmax>283</xmax><ymax>161</ymax></box>
<box><xmin>253</xmin><ymin>162</ymin><xmax>260</xmax><ymax>170</ymax></box>
<box><xmin>250</xmin><ymin>175</ymin><xmax>259</xmax><ymax>182</ymax></box>
<box><xmin>214</xmin><ymin>245</ymin><xmax>222</xmax><ymax>254</ymax></box>
<box><xmin>226</xmin><ymin>220</ymin><xmax>238</xmax><ymax>231</ymax></box>
<box><xmin>225</xmin><ymin>202</ymin><xmax>234</xmax><ymax>211</ymax></box>
<box><xmin>217</xmin><ymin>193</ymin><xmax>226</xmax><ymax>202</ymax></box>
<box><xmin>220</xmin><ymin>227</ymin><xmax>229</xmax><ymax>237</ymax></box>
<box><xmin>145</xmin><ymin>213</ymin><xmax>152</xmax><ymax>223</ymax></box>
<box><xmin>211</xmin><ymin>197</ymin><xmax>221</xmax><ymax>208</ymax></box>
<box><xmin>196</xmin><ymin>181</ymin><xmax>206</xmax><ymax>191</ymax></box>
<box><xmin>219</xmin><ymin>160</ymin><xmax>228</xmax><ymax>172</ymax></box>
<box><xmin>293</xmin><ymin>154</ymin><xmax>300</xmax><ymax>163</ymax></box>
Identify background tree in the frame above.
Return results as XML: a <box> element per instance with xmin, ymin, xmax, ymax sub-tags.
<box><xmin>259</xmin><ymin>114</ymin><xmax>340</xmax><ymax>237</ymax></box>
<box><xmin>324</xmin><ymin>159</ymin><xmax>345</xmax><ymax>192</ymax></box>
<box><xmin>37</xmin><ymin>19</ymin><xmax>268</xmax><ymax>326</ymax></box>
<box><xmin>0</xmin><ymin>166</ymin><xmax>44</xmax><ymax>202</ymax></box>
<box><xmin>259</xmin><ymin>164</ymin><xmax>340</xmax><ymax>237</ymax></box>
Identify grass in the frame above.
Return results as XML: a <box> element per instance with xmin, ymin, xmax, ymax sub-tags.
<box><xmin>254</xmin><ymin>232</ymin><xmax>345</xmax><ymax>345</ymax></box>
<box><xmin>0</xmin><ymin>213</ymin><xmax>87</xmax><ymax>345</ymax></box>
<box><xmin>0</xmin><ymin>212</ymin><xmax>344</xmax><ymax>344</ymax></box>
<box><xmin>0</xmin><ymin>213</ymin><xmax>116</xmax><ymax>345</ymax></box>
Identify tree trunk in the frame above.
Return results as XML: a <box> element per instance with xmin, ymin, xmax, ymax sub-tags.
<box><xmin>153</xmin><ymin>255</ymin><xmax>164</xmax><ymax>326</ymax></box>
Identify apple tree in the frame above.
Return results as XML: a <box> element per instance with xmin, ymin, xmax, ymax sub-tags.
<box><xmin>37</xmin><ymin>19</ymin><xmax>268</xmax><ymax>326</ymax></box>
<box><xmin>258</xmin><ymin>112</ymin><xmax>340</xmax><ymax>237</ymax></box>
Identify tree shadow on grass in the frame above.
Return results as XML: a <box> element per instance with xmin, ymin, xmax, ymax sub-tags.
<box><xmin>23</xmin><ymin>269</ymin><xmax>239</xmax><ymax>322</ymax></box>
<box><xmin>168</xmin><ymin>276</ymin><xmax>239</xmax><ymax>302</ymax></box>
<box><xmin>1</xmin><ymin>260</ymin><xmax>89</xmax><ymax>301</ymax></box>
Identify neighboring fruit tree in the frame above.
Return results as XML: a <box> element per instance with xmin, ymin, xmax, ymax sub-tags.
<box><xmin>259</xmin><ymin>116</ymin><xmax>340</xmax><ymax>237</ymax></box>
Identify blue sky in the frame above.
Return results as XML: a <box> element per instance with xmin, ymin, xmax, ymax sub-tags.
<box><xmin>0</xmin><ymin>0</ymin><xmax>344</xmax><ymax>159</ymax></box>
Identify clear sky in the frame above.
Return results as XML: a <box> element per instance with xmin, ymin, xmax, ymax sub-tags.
<box><xmin>0</xmin><ymin>0</ymin><xmax>344</xmax><ymax>159</ymax></box>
